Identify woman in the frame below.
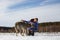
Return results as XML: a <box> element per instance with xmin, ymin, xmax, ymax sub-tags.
<box><xmin>22</xmin><ymin>18</ymin><xmax>38</xmax><ymax>36</ymax></box>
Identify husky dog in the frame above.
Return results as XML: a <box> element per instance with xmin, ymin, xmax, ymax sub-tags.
<box><xmin>15</xmin><ymin>21</ymin><xmax>28</xmax><ymax>36</ymax></box>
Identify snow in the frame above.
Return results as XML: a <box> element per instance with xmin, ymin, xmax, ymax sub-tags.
<box><xmin>0</xmin><ymin>32</ymin><xmax>60</xmax><ymax>40</ymax></box>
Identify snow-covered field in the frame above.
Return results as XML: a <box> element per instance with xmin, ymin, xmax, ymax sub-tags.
<box><xmin>0</xmin><ymin>32</ymin><xmax>60</xmax><ymax>40</ymax></box>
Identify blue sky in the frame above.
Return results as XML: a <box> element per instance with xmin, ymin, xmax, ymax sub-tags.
<box><xmin>8</xmin><ymin>0</ymin><xmax>60</xmax><ymax>11</ymax></box>
<box><xmin>0</xmin><ymin>0</ymin><xmax>60</xmax><ymax>27</ymax></box>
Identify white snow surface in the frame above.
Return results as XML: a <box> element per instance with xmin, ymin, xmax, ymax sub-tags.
<box><xmin>0</xmin><ymin>32</ymin><xmax>60</xmax><ymax>40</ymax></box>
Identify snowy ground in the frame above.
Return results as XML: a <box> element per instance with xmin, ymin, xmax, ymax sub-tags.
<box><xmin>0</xmin><ymin>32</ymin><xmax>60</xmax><ymax>40</ymax></box>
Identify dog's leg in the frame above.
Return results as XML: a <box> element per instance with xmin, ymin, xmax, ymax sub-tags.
<box><xmin>21</xmin><ymin>27</ymin><xmax>25</xmax><ymax>36</ymax></box>
<box><xmin>15</xmin><ymin>25</ymin><xmax>20</xmax><ymax>36</ymax></box>
<box><xmin>15</xmin><ymin>27</ymin><xmax>18</xmax><ymax>36</ymax></box>
<box><xmin>19</xmin><ymin>27</ymin><xmax>22</xmax><ymax>36</ymax></box>
<box><xmin>26</xmin><ymin>28</ymin><xmax>29</xmax><ymax>35</ymax></box>
<box><xmin>24</xmin><ymin>29</ymin><xmax>27</xmax><ymax>36</ymax></box>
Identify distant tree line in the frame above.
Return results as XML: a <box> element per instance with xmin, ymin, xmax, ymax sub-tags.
<box><xmin>0</xmin><ymin>22</ymin><xmax>60</xmax><ymax>33</ymax></box>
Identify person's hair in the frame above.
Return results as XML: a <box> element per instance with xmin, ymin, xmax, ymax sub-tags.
<box><xmin>30</xmin><ymin>19</ymin><xmax>34</xmax><ymax>22</ymax></box>
<box><xmin>35</xmin><ymin>18</ymin><xmax>38</xmax><ymax>21</ymax></box>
